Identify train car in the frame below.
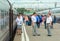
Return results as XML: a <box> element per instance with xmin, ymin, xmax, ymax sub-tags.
<box><xmin>0</xmin><ymin>0</ymin><xmax>10</xmax><ymax>41</ymax></box>
<box><xmin>37</xmin><ymin>8</ymin><xmax>60</xmax><ymax>14</ymax></box>
<box><xmin>37</xmin><ymin>8</ymin><xmax>60</xmax><ymax>23</ymax></box>
<box><xmin>0</xmin><ymin>0</ymin><xmax>17</xmax><ymax>41</ymax></box>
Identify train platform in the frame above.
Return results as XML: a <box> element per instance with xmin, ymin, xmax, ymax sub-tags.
<box><xmin>13</xmin><ymin>23</ymin><xmax>60</xmax><ymax>41</ymax></box>
<box><xmin>13</xmin><ymin>33</ymin><xmax>21</xmax><ymax>41</ymax></box>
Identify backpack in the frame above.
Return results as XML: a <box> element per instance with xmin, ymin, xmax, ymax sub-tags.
<box><xmin>39</xmin><ymin>16</ymin><xmax>42</xmax><ymax>23</ymax></box>
<box><xmin>36</xmin><ymin>16</ymin><xmax>40</xmax><ymax>23</ymax></box>
<box><xmin>28</xmin><ymin>16</ymin><xmax>31</xmax><ymax>26</ymax></box>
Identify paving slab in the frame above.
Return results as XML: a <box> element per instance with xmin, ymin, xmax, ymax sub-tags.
<box><xmin>26</xmin><ymin>23</ymin><xmax>60</xmax><ymax>41</ymax></box>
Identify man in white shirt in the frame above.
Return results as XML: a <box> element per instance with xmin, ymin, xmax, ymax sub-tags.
<box><xmin>31</xmin><ymin>12</ymin><xmax>40</xmax><ymax>36</ymax></box>
<box><xmin>46</xmin><ymin>13</ymin><xmax>52</xmax><ymax>36</ymax></box>
<box><xmin>16</xmin><ymin>14</ymin><xmax>23</xmax><ymax>35</ymax></box>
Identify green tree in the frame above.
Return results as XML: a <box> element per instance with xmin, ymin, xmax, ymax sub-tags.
<box><xmin>16</xmin><ymin>8</ymin><xmax>27</xmax><ymax>14</ymax></box>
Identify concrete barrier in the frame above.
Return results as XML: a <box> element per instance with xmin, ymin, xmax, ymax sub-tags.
<box><xmin>21</xmin><ymin>24</ymin><xmax>29</xmax><ymax>41</ymax></box>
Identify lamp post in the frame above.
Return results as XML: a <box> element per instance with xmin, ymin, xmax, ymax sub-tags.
<box><xmin>55</xmin><ymin>2</ymin><xmax>57</xmax><ymax>8</ymax></box>
<box><xmin>7</xmin><ymin>0</ymin><xmax>13</xmax><ymax>41</ymax></box>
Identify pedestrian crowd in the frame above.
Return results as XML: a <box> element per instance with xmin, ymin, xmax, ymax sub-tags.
<box><xmin>15</xmin><ymin>11</ymin><xmax>56</xmax><ymax>36</ymax></box>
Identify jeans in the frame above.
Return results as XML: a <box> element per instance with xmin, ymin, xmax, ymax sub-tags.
<box><xmin>44</xmin><ymin>21</ymin><xmax>46</xmax><ymax>29</ymax></box>
<box><xmin>46</xmin><ymin>23</ymin><xmax>52</xmax><ymax>35</ymax></box>
<box><xmin>32</xmin><ymin>23</ymin><xmax>39</xmax><ymax>35</ymax></box>
<box><xmin>26</xmin><ymin>21</ymin><xmax>29</xmax><ymax>25</ymax></box>
<box><xmin>36</xmin><ymin>22</ymin><xmax>40</xmax><ymax>28</ymax></box>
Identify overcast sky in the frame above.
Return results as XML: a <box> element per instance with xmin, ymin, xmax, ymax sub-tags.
<box><xmin>9</xmin><ymin>0</ymin><xmax>60</xmax><ymax>8</ymax></box>
<box><xmin>9</xmin><ymin>0</ymin><xmax>60</xmax><ymax>2</ymax></box>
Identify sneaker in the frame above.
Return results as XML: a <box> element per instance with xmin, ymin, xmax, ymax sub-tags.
<box><xmin>48</xmin><ymin>35</ymin><xmax>52</xmax><ymax>36</ymax></box>
<box><xmin>37</xmin><ymin>34</ymin><xmax>40</xmax><ymax>36</ymax></box>
<box><xmin>33</xmin><ymin>34</ymin><xmax>36</xmax><ymax>36</ymax></box>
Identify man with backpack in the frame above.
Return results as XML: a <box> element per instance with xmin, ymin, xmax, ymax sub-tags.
<box><xmin>36</xmin><ymin>15</ymin><xmax>40</xmax><ymax>28</ymax></box>
<box><xmin>36</xmin><ymin>15</ymin><xmax>42</xmax><ymax>28</ymax></box>
<box><xmin>31</xmin><ymin>12</ymin><xmax>40</xmax><ymax>36</ymax></box>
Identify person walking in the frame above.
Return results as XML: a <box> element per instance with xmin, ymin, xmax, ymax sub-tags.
<box><xmin>53</xmin><ymin>15</ymin><xmax>56</xmax><ymax>23</ymax></box>
<box><xmin>24</xmin><ymin>15</ymin><xmax>29</xmax><ymax>25</ymax></box>
<box><xmin>16</xmin><ymin>13</ymin><xmax>23</xmax><ymax>35</ymax></box>
<box><xmin>46</xmin><ymin>12</ymin><xmax>53</xmax><ymax>36</ymax></box>
<box><xmin>31</xmin><ymin>12</ymin><xmax>40</xmax><ymax>36</ymax></box>
<box><xmin>36</xmin><ymin>15</ymin><xmax>40</xmax><ymax>28</ymax></box>
<box><xmin>44</xmin><ymin>15</ymin><xmax>47</xmax><ymax>29</ymax></box>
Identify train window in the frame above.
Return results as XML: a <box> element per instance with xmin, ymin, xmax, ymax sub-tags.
<box><xmin>0</xmin><ymin>11</ymin><xmax>1</xmax><ymax>19</ymax></box>
<box><xmin>0</xmin><ymin>10</ymin><xmax>1</xmax><ymax>30</ymax></box>
<box><xmin>0</xmin><ymin>1</ymin><xmax>10</xmax><ymax>40</ymax></box>
<box><xmin>0</xmin><ymin>10</ymin><xmax>9</xmax><ymax>39</ymax></box>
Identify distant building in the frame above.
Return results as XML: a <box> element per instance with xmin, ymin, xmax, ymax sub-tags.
<box><xmin>25</xmin><ymin>8</ymin><xmax>33</xmax><ymax>11</ymax></box>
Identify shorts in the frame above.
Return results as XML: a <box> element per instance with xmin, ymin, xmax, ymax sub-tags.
<box><xmin>17</xmin><ymin>25</ymin><xmax>22</xmax><ymax>30</ymax></box>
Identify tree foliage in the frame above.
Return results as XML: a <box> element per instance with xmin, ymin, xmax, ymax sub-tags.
<box><xmin>16</xmin><ymin>8</ymin><xmax>27</xmax><ymax>14</ymax></box>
